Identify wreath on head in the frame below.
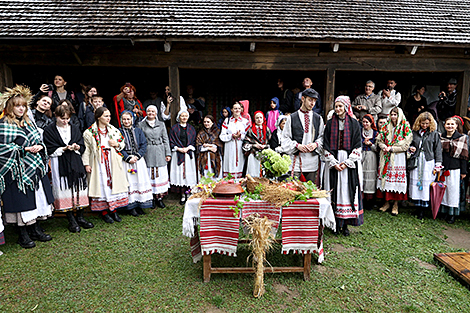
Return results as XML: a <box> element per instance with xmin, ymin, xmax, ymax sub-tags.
<box><xmin>0</xmin><ymin>85</ymin><xmax>33</xmax><ymax>112</ymax></box>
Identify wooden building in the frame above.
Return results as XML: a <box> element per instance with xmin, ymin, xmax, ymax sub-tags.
<box><xmin>1</xmin><ymin>0</ymin><xmax>470</xmax><ymax>121</ymax></box>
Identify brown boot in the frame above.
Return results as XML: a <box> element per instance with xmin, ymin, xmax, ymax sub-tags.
<box><xmin>391</xmin><ymin>201</ymin><xmax>399</xmax><ymax>216</ymax></box>
<box><xmin>379</xmin><ymin>201</ymin><xmax>391</xmax><ymax>212</ymax></box>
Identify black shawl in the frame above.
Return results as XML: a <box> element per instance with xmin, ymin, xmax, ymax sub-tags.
<box><xmin>323</xmin><ymin>114</ymin><xmax>362</xmax><ymax>212</ymax></box>
<box><xmin>43</xmin><ymin>123</ymin><xmax>87</xmax><ymax>191</ymax></box>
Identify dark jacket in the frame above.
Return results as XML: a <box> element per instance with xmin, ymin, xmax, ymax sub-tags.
<box><xmin>31</xmin><ymin>109</ymin><xmax>53</xmax><ymax>130</ymax></box>
<box><xmin>78</xmin><ymin>103</ymin><xmax>107</xmax><ymax>132</ymax></box>
<box><xmin>441</xmin><ymin>132</ymin><xmax>467</xmax><ymax>174</ymax></box>
<box><xmin>34</xmin><ymin>90</ymin><xmax>77</xmax><ymax>113</ymax></box>
<box><xmin>437</xmin><ymin>90</ymin><xmax>457</xmax><ymax>120</ymax></box>
<box><xmin>410</xmin><ymin>130</ymin><xmax>442</xmax><ymax>163</ymax></box>
<box><xmin>119</xmin><ymin>127</ymin><xmax>148</xmax><ymax>163</ymax></box>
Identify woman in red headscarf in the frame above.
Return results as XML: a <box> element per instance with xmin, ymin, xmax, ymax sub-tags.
<box><xmin>361</xmin><ymin>114</ymin><xmax>379</xmax><ymax>208</ymax></box>
<box><xmin>242</xmin><ymin>111</ymin><xmax>271</xmax><ymax>177</ymax></box>
<box><xmin>113</xmin><ymin>83</ymin><xmax>146</xmax><ymax>127</ymax></box>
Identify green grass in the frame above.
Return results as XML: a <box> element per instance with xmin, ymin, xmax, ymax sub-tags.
<box><xmin>1</xmin><ymin>204</ymin><xmax>470</xmax><ymax>312</ymax></box>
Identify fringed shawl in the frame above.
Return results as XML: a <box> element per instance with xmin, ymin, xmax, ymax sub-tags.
<box><xmin>43</xmin><ymin>123</ymin><xmax>87</xmax><ymax>191</ymax></box>
<box><xmin>243</xmin><ymin>125</ymin><xmax>272</xmax><ymax>156</ymax></box>
<box><xmin>377</xmin><ymin>108</ymin><xmax>412</xmax><ymax>188</ymax></box>
<box><xmin>0</xmin><ymin>118</ymin><xmax>47</xmax><ymax>195</ymax></box>
<box><xmin>196</xmin><ymin>125</ymin><xmax>223</xmax><ymax>176</ymax></box>
<box><xmin>441</xmin><ymin>131</ymin><xmax>469</xmax><ymax>160</ymax></box>
<box><xmin>170</xmin><ymin>123</ymin><xmax>196</xmax><ymax>166</ymax></box>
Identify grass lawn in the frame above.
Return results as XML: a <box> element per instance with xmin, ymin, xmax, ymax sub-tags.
<box><xmin>1</xmin><ymin>202</ymin><xmax>470</xmax><ymax>312</ymax></box>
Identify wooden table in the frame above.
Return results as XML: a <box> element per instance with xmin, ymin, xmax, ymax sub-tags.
<box><xmin>203</xmin><ymin>239</ymin><xmax>312</xmax><ymax>283</ymax></box>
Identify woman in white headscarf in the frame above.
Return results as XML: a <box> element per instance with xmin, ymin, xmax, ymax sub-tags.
<box><xmin>169</xmin><ymin>110</ymin><xmax>197</xmax><ymax>205</ymax></box>
<box><xmin>269</xmin><ymin>115</ymin><xmax>288</xmax><ymax>153</ymax></box>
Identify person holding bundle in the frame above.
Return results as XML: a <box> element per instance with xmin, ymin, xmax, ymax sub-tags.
<box><xmin>119</xmin><ymin>111</ymin><xmax>154</xmax><ymax>216</ymax></box>
<box><xmin>376</xmin><ymin>107</ymin><xmax>412</xmax><ymax>216</ymax></box>
<box><xmin>43</xmin><ymin>105</ymin><xmax>93</xmax><ymax>232</ymax></box>
<box><xmin>323</xmin><ymin>96</ymin><xmax>363</xmax><ymax>236</ymax></box>
<box><xmin>243</xmin><ymin>111</ymin><xmax>272</xmax><ymax>177</ymax></box>
<box><xmin>82</xmin><ymin>107</ymin><xmax>129</xmax><ymax>224</ymax></box>
<box><xmin>407</xmin><ymin>112</ymin><xmax>442</xmax><ymax>220</ymax></box>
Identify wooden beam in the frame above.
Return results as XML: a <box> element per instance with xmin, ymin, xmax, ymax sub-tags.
<box><xmin>168</xmin><ymin>65</ymin><xmax>180</xmax><ymax>126</ymax></box>
<box><xmin>0</xmin><ymin>63</ymin><xmax>13</xmax><ymax>91</ymax></box>
<box><xmin>325</xmin><ymin>67</ymin><xmax>336</xmax><ymax>118</ymax></box>
<box><xmin>458</xmin><ymin>71</ymin><xmax>470</xmax><ymax>118</ymax></box>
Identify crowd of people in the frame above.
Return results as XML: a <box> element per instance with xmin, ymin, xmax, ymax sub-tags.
<box><xmin>0</xmin><ymin>74</ymin><xmax>468</xmax><ymax>253</ymax></box>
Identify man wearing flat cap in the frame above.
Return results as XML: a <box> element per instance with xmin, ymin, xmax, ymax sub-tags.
<box><xmin>282</xmin><ymin>88</ymin><xmax>324</xmax><ymax>184</ymax></box>
<box><xmin>437</xmin><ymin>78</ymin><xmax>458</xmax><ymax>121</ymax></box>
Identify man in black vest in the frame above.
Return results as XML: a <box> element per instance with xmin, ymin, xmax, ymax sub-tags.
<box><xmin>282</xmin><ymin>88</ymin><xmax>324</xmax><ymax>184</ymax></box>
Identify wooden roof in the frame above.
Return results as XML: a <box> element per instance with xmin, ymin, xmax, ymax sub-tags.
<box><xmin>1</xmin><ymin>0</ymin><xmax>470</xmax><ymax>45</ymax></box>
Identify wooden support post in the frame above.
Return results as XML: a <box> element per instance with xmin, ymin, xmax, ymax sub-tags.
<box><xmin>0</xmin><ymin>64</ymin><xmax>13</xmax><ymax>91</ymax></box>
<box><xmin>168</xmin><ymin>65</ymin><xmax>180</xmax><ymax>126</ymax></box>
<box><xmin>203</xmin><ymin>255</ymin><xmax>212</xmax><ymax>283</ymax></box>
<box><xmin>303</xmin><ymin>253</ymin><xmax>312</xmax><ymax>281</ymax></box>
<box><xmin>458</xmin><ymin>70</ymin><xmax>470</xmax><ymax>118</ymax></box>
<box><xmin>325</xmin><ymin>67</ymin><xmax>336</xmax><ymax>119</ymax></box>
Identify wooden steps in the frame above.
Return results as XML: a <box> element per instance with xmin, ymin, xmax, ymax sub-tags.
<box><xmin>434</xmin><ymin>252</ymin><xmax>470</xmax><ymax>287</ymax></box>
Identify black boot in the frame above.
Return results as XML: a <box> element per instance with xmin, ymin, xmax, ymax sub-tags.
<box><xmin>136</xmin><ymin>208</ymin><xmax>146</xmax><ymax>215</ymax></box>
<box><xmin>342</xmin><ymin>224</ymin><xmax>350</xmax><ymax>236</ymax></box>
<box><xmin>76</xmin><ymin>209</ymin><xmax>94</xmax><ymax>229</ymax></box>
<box><xmin>156</xmin><ymin>199</ymin><xmax>166</xmax><ymax>208</ymax></box>
<box><xmin>102</xmin><ymin>212</ymin><xmax>114</xmax><ymax>224</ymax></box>
<box><xmin>28</xmin><ymin>222</ymin><xmax>52</xmax><ymax>242</ymax></box>
<box><xmin>128</xmin><ymin>209</ymin><xmax>139</xmax><ymax>217</ymax></box>
<box><xmin>417</xmin><ymin>209</ymin><xmax>424</xmax><ymax>220</ymax></box>
<box><xmin>152</xmin><ymin>197</ymin><xmax>157</xmax><ymax>209</ymax></box>
<box><xmin>66</xmin><ymin>211</ymin><xmax>81</xmax><ymax>233</ymax></box>
<box><xmin>109</xmin><ymin>211</ymin><xmax>122</xmax><ymax>222</ymax></box>
<box><xmin>446</xmin><ymin>215</ymin><xmax>455</xmax><ymax>224</ymax></box>
<box><xmin>17</xmin><ymin>226</ymin><xmax>35</xmax><ymax>249</ymax></box>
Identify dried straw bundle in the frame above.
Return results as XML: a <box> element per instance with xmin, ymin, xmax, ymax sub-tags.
<box><xmin>261</xmin><ymin>185</ymin><xmax>301</xmax><ymax>207</ymax></box>
<box><xmin>245</xmin><ymin>175</ymin><xmax>271</xmax><ymax>193</ymax></box>
<box><xmin>243</xmin><ymin>214</ymin><xmax>275</xmax><ymax>298</ymax></box>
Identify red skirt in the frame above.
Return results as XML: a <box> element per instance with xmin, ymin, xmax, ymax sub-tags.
<box><xmin>376</xmin><ymin>190</ymin><xmax>408</xmax><ymax>201</ymax></box>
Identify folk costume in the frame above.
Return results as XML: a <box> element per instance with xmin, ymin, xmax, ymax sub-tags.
<box><xmin>266</xmin><ymin>97</ymin><xmax>281</xmax><ymax>133</ymax></box>
<box><xmin>323</xmin><ymin>96</ymin><xmax>363</xmax><ymax>235</ymax></box>
<box><xmin>242</xmin><ymin>111</ymin><xmax>272</xmax><ymax>177</ymax></box>
<box><xmin>196</xmin><ymin>122</ymin><xmax>223</xmax><ymax>179</ymax></box>
<box><xmin>376</xmin><ymin>108</ymin><xmax>412</xmax><ymax>214</ymax></box>
<box><xmin>361</xmin><ymin>114</ymin><xmax>379</xmax><ymax>200</ymax></box>
<box><xmin>43</xmin><ymin>120</ymin><xmax>93</xmax><ymax>232</ymax></box>
<box><xmin>113</xmin><ymin>94</ymin><xmax>146</xmax><ymax>127</ymax></box>
<box><xmin>269</xmin><ymin>115</ymin><xmax>288</xmax><ymax>154</ymax></box>
<box><xmin>0</xmin><ymin>86</ymin><xmax>54</xmax><ymax>248</ymax></box>
<box><xmin>439</xmin><ymin>129</ymin><xmax>468</xmax><ymax>222</ymax></box>
<box><xmin>82</xmin><ymin>121</ymin><xmax>129</xmax><ymax>221</ymax></box>
<box><xmin>408</xmin><ymin>126</ymin><xmax>442</xmax><ymax>218</ymax></box>
<box><xmin>282</xmin><ymin>89</ymin><xmax>324</xmax><ymax>184</ymax></box>
<box><xmin>138</xmin><ymin>108</ymin><xmax>171</xmax><ymax>208</ymax></box>
<box><xmin>219</xmin><ymin>114</ymin><xmax>250</xmax><ymax>179</ymax></box>
<box><xmin>169</xmin><ymin>110</ymin><xmax>198</xmax><ymax>201</ymax></box>
<box><xmin>239</xmin><ymin>100</ymin><xmax>252</xmax><ymax>126</ymax></box>
<box><xmin>119</xmin><ymin>111</ymin><xmax>153</xmax><ymax>214</ymax></box>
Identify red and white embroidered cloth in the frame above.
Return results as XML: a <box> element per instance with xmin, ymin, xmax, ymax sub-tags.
<box><xmin>199</xmin><ymin>199</ymin><xmax>240</xmax><ymax>257</ymax></box>
<box><xmin>281</xmin><ymin>200</ymin><xmax>321</xmax><ymax>258</ymax></box>
<box><xmin>241</xmin><ymin>201</ymin><xmax>281</xmax><ymax>234</ymax></box>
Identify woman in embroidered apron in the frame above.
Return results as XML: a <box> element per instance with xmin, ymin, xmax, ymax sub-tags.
<box><xmin>43</xmin><ymin>105</ymin><xmax>93</xmax><ymax>233</ymax></box>
<box><xmin>196</xmin><ymin>115</ymin><xmax>223</xmax><ymax>180</ymax></box>
<box><xmin>220</xmin><ymin>102</ymin><xmax>250</xmax><ymax>179</ymax></box>
<box><xmin>82</xmin><ymin>107</ymin><xmax>129</xmax><ymax>224</ymax></box>
<box><xmin>119</xmin><ymin>111</ymin><xmax>153</xmax><ymax>215</ymax></box>
<box><xmin>376</xmin><ymin>107</ymin><xmax>412</xmax><ymax>216</ymax></box>
<box><xmin>361</xmin><ymin>114</ymin><xmax>378</xmax><ymax>208</ymax></box>
<box><xmin>0</xmin><ymin>85</ymin><xmax>54</xmax><ymax>248</ymax></box>
<box><xmin>439</xmin><ymin>116</ymin><xmax>468</xmax><ymax>224</ymax></box>
<box><xmin>323</xmin><ymin>96</ymin><xmax>363</xmax><ymax>236</ymax></box>
<box><xmin>170</xmin><ymin>110</ymin><xmax>198</xmax><ymax>205</ymax></box>
<box><xmin>138</xmin><ymin>105</ymin><xmax>171</xmax><ymax>209</ymax></box>
<box><xmin>243</xmin><ymin>111</ymin><xmax>272</xmax><ymax>177</ymax></box>
<box><xmin>408</xmin><ymin>112</ymin><xmax>442</xmax><ymax>220</ymax></box>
